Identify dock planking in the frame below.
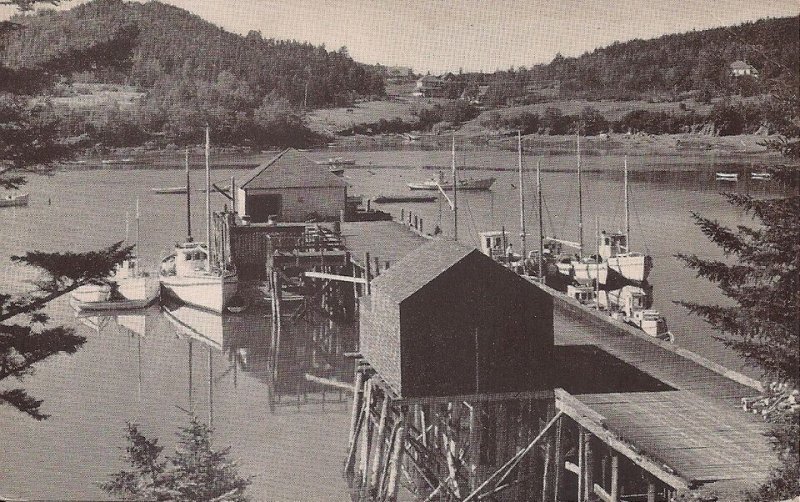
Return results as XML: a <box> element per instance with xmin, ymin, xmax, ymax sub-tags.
<box><xmin>340</xmin><ymin>221</ymin><xmax>429</xmax><ymax>268</ymax></box>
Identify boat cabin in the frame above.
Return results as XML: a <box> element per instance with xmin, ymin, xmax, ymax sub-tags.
<box><xmin>163</xmin><ymin>242</ymin><xmax>209</xmax><ymax>276</ymax></box>
<box><xmin>478</xmin><ymin>230</ymin><xmax>508</xmax><ymax>260</ymax></box>
<box><xmin>567</xmin><ymin>283</ymin><xmax>596</xmax><ymax>305</ymax></box>
<box><xmin>598</xmin><ymin>231</ymin><xmax>628</xmax><ymax>260</ymax></box>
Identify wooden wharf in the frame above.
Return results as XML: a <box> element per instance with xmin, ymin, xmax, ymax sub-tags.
<box><xmin>328</xmin><ymin>220</ymin><xmax>777</xmax><ymax>501</ymax></box>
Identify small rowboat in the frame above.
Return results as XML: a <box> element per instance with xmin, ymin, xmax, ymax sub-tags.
<box><xmin>70</xmin><ymin>277</ymin><xmax>160</xmax><ymax>312</ymax></box>
<box><xmin>151</xmin><ymin>186</ymin><xmax>188</xmax><ymax>194</ymax></box>
<box><xmin>750</xmin><ymin>172</ymin><xmax>772</xmax><ymax>181</ymax></box>
<box><xmin>715</xmin><ymin>172</ymin><xmax>739</xmax><ymax>182</ymax></box>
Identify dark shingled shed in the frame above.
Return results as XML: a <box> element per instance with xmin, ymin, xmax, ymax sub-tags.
<box><xmin>360</xmin><ymin>239</ymin><xmax>553</xmax><ymax>400</ymax></box>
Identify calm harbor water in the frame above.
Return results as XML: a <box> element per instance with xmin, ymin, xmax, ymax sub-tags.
<box><xmin>0</xmin><ymin>150</ymin><xmax>786</xmax><ymax>500</ymax></box>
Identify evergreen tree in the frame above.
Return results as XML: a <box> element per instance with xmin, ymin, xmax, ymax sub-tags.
<box><xmin>677</xmin><ymin>78</ymin><xmax>799</xmax><ymax>500</ymax></box>
<box><xmin>102</xmin><ymin>418</ymin><xmax>252</xmax><ymax>501</ymax></box>
<box><xmin>1</xmin><ymin>0</ymin><xmax>135</xmax><ymax>419</ymax></box>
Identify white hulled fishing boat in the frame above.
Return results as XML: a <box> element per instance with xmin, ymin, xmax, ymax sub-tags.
<box><xmin>159</xmin><ymin>131</ymin><xmax>238</xmax><ymax>313</ymax></box>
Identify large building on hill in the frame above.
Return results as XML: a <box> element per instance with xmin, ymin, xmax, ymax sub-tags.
<box><xmin>236</xmin><ymin>148</ymin><xmax>348</xmax><ymax>223</ymax></box>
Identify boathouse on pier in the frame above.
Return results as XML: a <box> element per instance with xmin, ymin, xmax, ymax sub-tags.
<box><xmin>347</xmin><ymin>239</ymin><xmax>557</xmax><ymax>501</ymax></box>
<box><xmin>236</xmin><ymin>148</ymin><xmax>348</xmax><ymax>223</ymax></box>
<box><xmin>360</xmin><ymin>239</ymin><xmax>554</xmax><ymax>398</ymax></box>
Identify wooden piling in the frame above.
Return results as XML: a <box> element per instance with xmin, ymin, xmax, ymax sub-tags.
<box><xmin>364</xmin><ymin>252</ymin><xmax>371</xmax><ymax>295</ymax></box>
<box><xmin>541</xmin><ymin>438</ymin><xmax>552</xmax><ymax>502</ymax></box>
<box><xmin>610</xmin><ymin>453</ymin><xmax>619</xmax><ymax>502</ymax></box>
<box><xmin>359</xmin><ymin>379</ymin><xmax>374</xmax><ymax>486</ymax></box>
<box><xmin>585</xmin><ymin>433</ymin><xmax>595</xmax><ymax>502</ymax></box>
<box><xmin>386</xmin><ymin>413</ymin><xmax>407</xmax><ymax>502</ymax></box>
<box><xmin>553</xmin><ymin>415</ymin><xmax>564</xmax><ymax>501</ymax></box>
<box><xmin>578</xmin><ymin>427</ymin><xmax>586</xmax><ymax>501</ymax></box>
<box><xmin>347</xmin><ymin>370</ymin><xmax>365</xmax><ymax>467</ymax></box>
<box><xmin>647</xmin><ymin>478</ymin><xmax>657</xmax><ymax>502</ymax></box>
<box><xmin>369</xmin><ymin>393</ymin><xmax>390</xmax><ymax>494</ymax></box>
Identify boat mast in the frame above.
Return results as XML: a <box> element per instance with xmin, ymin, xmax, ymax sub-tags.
<box><xmin>595</xmin><ymin>216</ymin><xmax>600</xmax><ymax>310</ymax></box>
<box><xmin>135</xmin><ymin>196</ymin><xmax>140</xmax><ymax>277</ymax></box>
<box><xmin>577</xmin><ymin>131</ymin><xmax>584</xmax><ymax>258</ymax></box>
<box><xmin>452</xmin><ymin>134</ymin><xmax>458</xmax><ymax>242</ymax></box>
<box><xmin>624</xmin><ymin>155</ymin><xmax>629</xmax><ymax>252</ymax></box>
<box><xmin>205</xmin><ymin>126</ymin><xmax>211</xmax><ymax>272</ymax></box>
<box><xmin>518</xmin><ymin>131</ymin><xmax>527</xmax><ymax>260</ymax></box>
<box><xmin>186</xmin><ymin>148</ymin><xmax>192</xmax><ymax>241</ymax></box>
<box><xmin>537</xmin><ymin>159</ymin><xmax>545</xmax><ymax>284</ymax></box>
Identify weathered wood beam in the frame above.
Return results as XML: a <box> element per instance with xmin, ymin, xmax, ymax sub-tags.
<box><xmin>396</xmin><ymin>389</ymin><xmax>552</xmax><ymax>406</ymax></box>
<box><xmin>304</xmin><ymin>271</ymin><xmax>368</xmax><ymax>284</ymax></box>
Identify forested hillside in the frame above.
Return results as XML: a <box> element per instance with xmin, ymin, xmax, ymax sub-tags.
<box><xmin>0</xmin><ymin>0</ymin><xmax>383</xmax><ymax>147</ymax></box>
<box><xmin>457</xmin><ymin>16</ymin><xmax>799</xmax><ymax>104</ymax></box>
<box><xmin>1</xmin><ymin>0</ymin><xmax>384</xmax><ymax>105</ymax></box>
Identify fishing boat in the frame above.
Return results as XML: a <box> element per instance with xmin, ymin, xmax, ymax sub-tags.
<box><xmin>715</xmin><ymin>172</ymin><xmax>739</xmax><ymax>182</ymax></box>
<box><xmin>70</xmin><ymin>274</ymin><xmax>160</xmax><ymax>311</ymax></box>
<box><xmin>750</xmin><ymin>171</ymin><xmax>772</xmax><ymax>181</ymax></box>
<box><xmin>315</xmin><ymin>157</ymin><xmax>356</xmax><ymax>166</ymax></box>
<box><xmin>407</xmin><ymin>172</ymin><xmax>495</xmax><ymax>191</ymax></box>
<box><xmin>151</xmin><ymin>186</ymin><xmax>188</xmax><ymax>194</ymax></box>
<box><xmin>598</xmin><ymin>158</ymin><xmax>651</xmax><ymax>284</ymax></box>
<box><xmin>602</xmin><ymin>285</ymin><xmax>673</xmax><ymax>341</ymax></box>
<box><xmin>373</xmin><ymin>194</ymin><xmax>437</xmax><ymax>203</ymax></box>
<box><xmin>159</xmin><ymin>130</ymin><xmax>239</xmax><ymax>314</ymax></box>
<box><xmin>70</xmin><ymin>199</ymin><xmax>160</xmax><ymax>312</ymax></box>
<box><xmin>0</xmin><ymin>193</ymin><xmax>29</xmax><ymax>207</ymax></box>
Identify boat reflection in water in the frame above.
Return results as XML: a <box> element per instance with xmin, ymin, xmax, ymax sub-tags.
<box><xmin>160</xmin><ymin>299</ymin><xmax>357</xmax><ymax>415</ymax></box>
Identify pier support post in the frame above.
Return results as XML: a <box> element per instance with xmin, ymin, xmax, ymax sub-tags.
<box><xmin>553</xmin><ymin>415</ymin><xmax>564</xmax><ymax>501</ymax></box>
<box><xmin>364</xmin><ymin>252</ymin><xmax>371</xmax><ymax>295</ymax></box>
<box><xmin>359</xmin><ymin>379</ymin><xmax>374</xmax><ymax>486</ymax></box>
<box><xmin>541</xmin><ymin>437</ymin><xmax>553</xmax><ymax>502</ymax></box>
<box><xmin>610</xmin><ymin>453</ymin><xmax>619</xmax><ymax>502</ymax></box>
<box><xmin>386</xmin><ymin>413</ymin><xmax>407</xmax><ymax>502</ymax></box>
<box><xmin>578</xmin><ymin>427</ymin><xmax>585</xmax><ymax>501</ymax></box>
<box><xmin>584</xmin><ymin>432</ymin><xmax>594</xmax><ymax>502</ymax></box>
<box><xmin>647</xmin><ymin>478</ymin><xmax>657</xmax><ymax>502</ymax></box>
<box><xmin>346</xmin><ymin>369</ymin><xmax>365</xmax><ymax>475</ymax></box>
<box><xmin>370</xmin><ymin>393</ymin><xmax>390</xmax><ymax>495</ymax></box>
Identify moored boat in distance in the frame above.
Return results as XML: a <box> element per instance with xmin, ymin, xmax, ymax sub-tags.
<box><xmin>373</xmin><ymin>194</ymin><xmax>437</xmax><ymax>203</ymax></box>
<box><xmin>750</xmin><ymin>171</ymin><xmax>772</xmax><ymax>181</ymax></box>
<box><xmin>715</xmin><ymin>172</ymin><xmax>739</xmax><ymax>182</ymax></box>
<box><xmin>151</xmin><ymin>186</ymin><xmax>188</xmax><ymax>194</ymax></box>
<box><xmin>0</xmin><ymin>193</ymin><xmax>29</xmax><ymax>207</ymax></box>
<box><xmin>315</xmin><ymin>157</ymin><xmax>356</xmax><ymax>166</ymax></box>
<box><xmin>329</xmin><ymin>165</ymin><xmax>345</xmax><ymax>176</ymax></box>
<box><xmin>407</xmin><ymin>175</ymin><xmax>496</xmax><ymax>191</ymax></box>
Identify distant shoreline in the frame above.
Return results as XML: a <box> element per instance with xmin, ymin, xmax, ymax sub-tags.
<box><xmin>60</xmin><ymin>132</ymin><xmax>790</xmax><ymax>173</ymax></box>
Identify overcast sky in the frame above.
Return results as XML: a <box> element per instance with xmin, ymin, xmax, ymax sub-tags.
<box><xmin>3</xmin><ymin>0</ymin><xmax>799</xmax><ymax>73</ymax></box>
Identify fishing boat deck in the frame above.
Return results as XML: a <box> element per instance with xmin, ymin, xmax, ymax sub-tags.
<box><xmin>337</xmin><ymin>223</ymin><xmax>776</xmax><ymax>494</ymax></box>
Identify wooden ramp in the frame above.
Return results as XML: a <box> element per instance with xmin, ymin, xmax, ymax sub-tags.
<box><xmin>576</xmin><ymin>391</ymin><xmax>776</xmax><ymax>490</ymax></box>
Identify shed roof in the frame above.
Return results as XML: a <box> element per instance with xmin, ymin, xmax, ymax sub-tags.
<box><xmin>239</xmin><ymin>148</ymin><xmax>348</xmax><ymax>190</ymax></box>
<box><xmin>370</xmin><ymin>239</ymin><xmax>520</xmax><ymax>304</ymax></box>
